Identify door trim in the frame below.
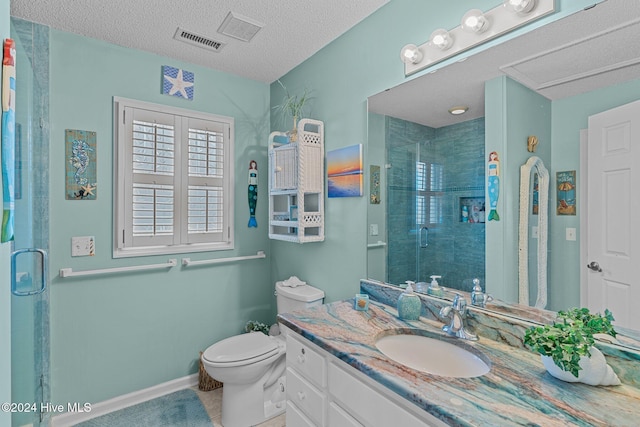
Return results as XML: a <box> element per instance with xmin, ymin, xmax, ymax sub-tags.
<box><xmin>579</xmin><ymin>128</ymin><xmax>588</xmax><ymax>307</ymax></box>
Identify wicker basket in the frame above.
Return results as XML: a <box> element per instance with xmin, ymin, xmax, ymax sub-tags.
<box><xmin>198</xmin><ymin>351</ymin><xmax>223</xmax><ymax>391</ymax></box>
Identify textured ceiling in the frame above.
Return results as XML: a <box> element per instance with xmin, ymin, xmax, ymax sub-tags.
<box><xmin>10</xmin><ymin>0</ymin><xmax>389</xmax><ymax>83</ymax></box>
<box><xmin>369</xmin><ymin>0</ymin><xmax>640</xmax><ymax>128</ymax></box>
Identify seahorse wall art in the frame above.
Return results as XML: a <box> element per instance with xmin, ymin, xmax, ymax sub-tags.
<box><xmin>65</xmin><ymin>129</ymin><xmax>97</xmax><ymax>200</ymax></box>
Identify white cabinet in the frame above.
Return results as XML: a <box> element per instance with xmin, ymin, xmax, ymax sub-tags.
<box><xmin>284</xmin><ymin>329</ymin><xmax>447</xmax><ymax>427</ymax></box>
<box><xmin>268</xmin><ymin>119</ymin><xmax>324</xmax><ymax>243</ymax></box>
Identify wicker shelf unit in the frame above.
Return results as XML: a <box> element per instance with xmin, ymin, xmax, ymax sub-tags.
<box><xmin>268</xmin><ymin>119</ymin><xmax>324</xmax><ymax>243</ymax></box>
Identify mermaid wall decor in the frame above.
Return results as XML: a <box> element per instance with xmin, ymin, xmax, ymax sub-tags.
<box><xmin>487</xmin><ymin>151</ymin><xmax>500</xmax><ymax>221</ymax></box>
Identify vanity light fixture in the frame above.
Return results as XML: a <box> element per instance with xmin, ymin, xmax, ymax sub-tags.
<box><xmin>449</xmin><ymin>106</ymin><xmax>469</xmax><ymax>115</ymax></box>
<box><xmin>400</xmin><ymin>44</ymin><xmax>423</xmax><ymax>64</ymax></box>
<box><xmin>461</xmin><ymin>9</ymin><xmax>489</xmax><ymax>33</ymax></box>
<box><xmin>401</xmin><ymin>0</ymin><xmax>554</xmax><ymax>76</ymax></box>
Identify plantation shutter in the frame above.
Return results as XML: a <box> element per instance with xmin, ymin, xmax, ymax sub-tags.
<box><xmin>183</xmin><ymin>117</ymin><xmax>230</xmax><ymax>244</ymax></box>
<box><xmin>124</xmin><ymin>108</ymin><xmax>179</xmax><ymax>248</ymax></box>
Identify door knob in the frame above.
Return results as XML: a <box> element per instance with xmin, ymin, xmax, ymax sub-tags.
<box><xmin>587</xmin><ymin>261</ymin><xmax>602</xmax><ymax>272</ymax></box>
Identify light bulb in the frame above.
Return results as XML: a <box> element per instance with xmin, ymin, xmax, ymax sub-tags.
<box><xmin>400</xmin><ymin>44</ymin><xmax>423</xmax><ymax>64</ymax></box>
<box><xmin>429</xmin><ymin>29</ymin><xmax>453</xmax><ymax>51</ymax></box>
<box><xmin>503</xmin><ymin>0</ymin><xmax>536</xmax><ymax>14</ymax></box>
<box><xmin>448</xmin><ymin>106</ymin><xmax>469</xmax><ymax>115</ymax></box>
<box><xmin>461</xmin><ymin>9</ymin><xmax>489</xmax><ymax>33</ymax></box>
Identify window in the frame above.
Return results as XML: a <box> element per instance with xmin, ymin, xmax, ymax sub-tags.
<box><xmin>113</xmin><ymin>97</ymin><xmax>234</xmax><ymax>257</ymax></box>
<box><xmin>416</xmin><ymin>161</ymin><xmax>443</xmax><ymax>226</ymax></box>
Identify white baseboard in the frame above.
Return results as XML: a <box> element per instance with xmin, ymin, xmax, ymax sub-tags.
<box><xmin>50</xmin><ymin>374</ymin><xmax>198</xmax><ymax>427</ymax></box>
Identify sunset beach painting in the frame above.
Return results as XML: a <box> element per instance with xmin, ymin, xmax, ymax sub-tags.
<box><xmin>327</xmin><ymin>144</ymin><xmax>363</xmax><ymax>198</ymax></box>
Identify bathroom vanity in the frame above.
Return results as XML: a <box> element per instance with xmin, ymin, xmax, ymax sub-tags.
<box><xmin>278</xmin><ymin>282</ymin><xmax>640</xmax><ymax>426</ymax></box>
<box><xmin>283</xmin><ymin>325</ymin><xmax>446</xmax><ymax>427</ymax></box>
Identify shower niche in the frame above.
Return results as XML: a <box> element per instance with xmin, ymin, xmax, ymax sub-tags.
<box><xmin>459</xmin><ymin>197</ymin><xmax>485</xmax><ymax>223</ymax></box>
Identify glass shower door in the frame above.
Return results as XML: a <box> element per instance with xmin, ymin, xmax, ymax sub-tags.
<box><xmin>387</xmin><ymin>141</ymin><xmax>421</xmax><ymax>285</ymax></box>
<box><xmin>387</xmin><ymin>139</ymin><xmax>444</xmax><ymax>287</ymax></box>
<box><xmin>10</xmin><ymin>18</ymin><xmax>50</xmax><ymax>427</ymax></box>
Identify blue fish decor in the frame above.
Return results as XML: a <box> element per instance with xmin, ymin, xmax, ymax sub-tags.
<box><xmin>248</xmin><ymin>160</ymin><xmax>258</xmax><ymax>227</ymax></box>
<box><xmin>487</xmin><ymin>151</ymin><xmax>500</xmax><ymax>221</ymax></box>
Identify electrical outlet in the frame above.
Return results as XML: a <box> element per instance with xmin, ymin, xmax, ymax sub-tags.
<box><xmin>370</xmin><ymin>224</ymin><xmax>379</xmax><ymax>236</ymax></box>
<box><xmin>72</xmin><ymin>236</ymin><xmax>95</xmax><ymax>257</ymax></box>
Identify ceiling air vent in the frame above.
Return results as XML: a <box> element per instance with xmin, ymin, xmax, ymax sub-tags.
<box><xmin>218</xmin><ymin>11</ymin><xmax>264</xmax><ymax>42</ymax></box>
<box><xmin>174</xmin><ymin>27</ymin><xmax>226</xmax><ymax>52</ymax></box>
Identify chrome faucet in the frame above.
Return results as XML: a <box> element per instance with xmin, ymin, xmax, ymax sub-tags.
<box><xmin>440</xmin><ymin>294</ymin><xmax>478</xmax><ymax>341</ymax></box>
<box><xmin>470</xmin><ymin>278</ymin><xmax>493</xmax><ymax>308</ymax></box>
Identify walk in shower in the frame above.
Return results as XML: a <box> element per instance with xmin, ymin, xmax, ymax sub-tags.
<box><xmin>368</xmin><ymin>114</ymin><xmax>485</xmax><ymax>293</ymax></box>
<box><xmin>10</xmin><ymin>18</ymin><xmax>50</xmax><ymax>427</ymax></box>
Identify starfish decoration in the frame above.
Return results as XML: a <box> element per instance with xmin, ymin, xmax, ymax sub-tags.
<box><xmin>81</xmin><ymin>184</ymin><xmax>96</xmax><ymax>196</ymax></box>
<box><xmin>163</xmin><ymin>67</ymin><xmax>194</xmax><ymax>99</ymax></box>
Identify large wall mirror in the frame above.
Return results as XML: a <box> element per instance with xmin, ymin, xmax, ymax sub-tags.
<box><xmin>366</xmin><ymin>0</ymin><xmax>640</xmax><ymax>348</ymax></box>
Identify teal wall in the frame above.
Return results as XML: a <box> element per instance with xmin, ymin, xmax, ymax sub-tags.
<box><xmin>48</xmin><ymin>30</ymin><xmax>272</xmax><ymax>404</ymax></box>
<box><xmin>1</xmin><ymin>0</ymin><xmax>12</xmax><ymax>425</ymax></box>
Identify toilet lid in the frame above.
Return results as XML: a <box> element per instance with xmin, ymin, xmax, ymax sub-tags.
<box><xmin>202</xmin><ymin>333</ymin><xmax>279</xmax><ymax>365</ymax></box>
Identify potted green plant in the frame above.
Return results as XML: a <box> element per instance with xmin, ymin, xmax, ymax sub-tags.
<box><xmin>273</xmin><ymin>80</ymin><xmax>310</xmax><ymax>142</ymax></box>
<box><xmin>244</xmin><ymin>320</ymin><xmax>271</xmax><ymax>335</ymax></box>
<box><xmin>523</xmin><ymin>308</ymin><xmax>620</xmax><ymax>385</ymax></box>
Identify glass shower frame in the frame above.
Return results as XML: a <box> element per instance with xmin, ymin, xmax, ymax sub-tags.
<box><xmin>10</xmin><ymin>18</ymin><xmax>50</xmax><ymax>427</ymax></box>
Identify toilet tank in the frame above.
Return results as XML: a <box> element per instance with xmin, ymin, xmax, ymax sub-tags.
<box><xmin>276</xmin><ymin>281</ymin><xmax>325</xmax><ymax>314</ymax></box>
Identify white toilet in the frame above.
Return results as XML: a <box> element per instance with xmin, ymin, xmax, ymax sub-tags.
<box><xmin>201</xmin><ymin>280</ymin><xmax>325</xmax><ymax>427</ymax></box>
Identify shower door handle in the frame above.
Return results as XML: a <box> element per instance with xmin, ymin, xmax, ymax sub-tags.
<box><xmin>419</xmin><ymin>226</ymin><xmax>429</xmax><ymax>248</ymax></box>
<box><xmin>11</xmin><ymin>248</ymin><xmax>48</xmax><ymax>296</ymax></box>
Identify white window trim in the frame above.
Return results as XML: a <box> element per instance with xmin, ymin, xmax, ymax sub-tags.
<box><xmin>113</xmin><ymin>97</ymin><xmax>235</xmax><ymax>258</ymax></box>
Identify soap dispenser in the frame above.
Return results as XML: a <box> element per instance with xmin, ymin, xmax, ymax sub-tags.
<box><xmin>428</xmin><ymin>275</ymin><xmax>444</xmax><ymax>297</ymax></box>
<box><xmin>397</xmin><ymin>281</ymin><xmax>422</xmax><ymax>321</ymax></box>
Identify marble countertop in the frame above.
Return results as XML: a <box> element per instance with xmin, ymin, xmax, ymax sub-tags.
<box><xmin>278</xmin><ymin>299</ymin><xmax>640</xmax><ymax>427</ymax></box>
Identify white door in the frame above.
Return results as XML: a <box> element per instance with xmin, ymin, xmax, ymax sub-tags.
<box><xmin>586</xmin><ymin>99</ymin><xmax>640</xmax><ymax>332</ymax></box>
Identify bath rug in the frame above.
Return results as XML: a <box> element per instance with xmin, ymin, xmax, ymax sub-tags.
<box><xmin>74</xmin><ymin>389</ymin><xmax>214</xmax><ymax>427</ymax></box>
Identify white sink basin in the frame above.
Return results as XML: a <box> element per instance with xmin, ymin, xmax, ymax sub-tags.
<box><xmin>375</xmin><ymin>332</ymin><xmax>490</xmax><ymax>378</ymax></box>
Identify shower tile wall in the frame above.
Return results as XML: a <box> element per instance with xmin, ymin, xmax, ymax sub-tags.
<box><xmin>387</xmin><ymin>117</ymin><xmax>485</xmax><ymax>292</ymax></box>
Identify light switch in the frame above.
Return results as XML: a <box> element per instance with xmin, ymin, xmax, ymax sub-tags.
<box><xmin>370</xmin><ymin>224</ymin><xmax>379</xmax><ymax>236</ymax></box>
<box><xmin>566</xmin><ymin>228</ymin><xmax>576</xmax><ymax>241</ymax></box>
<box><xmin>72</xmin><ymin>236</ymin><xmax>95</xmax><ymax>257</ymax></box>
<box><xmin>531</xmin><ymin>226</ymin><xmax>538</xmax><ymax>239</ymax></box>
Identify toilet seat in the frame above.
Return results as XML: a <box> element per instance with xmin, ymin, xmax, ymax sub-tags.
<box><xmin>203</xmin><ymin>333</ymin><xmax>281</xmax><ymax>367</ymax></box>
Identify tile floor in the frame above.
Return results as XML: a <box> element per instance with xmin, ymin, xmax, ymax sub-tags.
<box><xmin>193</xmin><ymin>386</ymin><xmax>286</xmax><ymax>427</ymax></box>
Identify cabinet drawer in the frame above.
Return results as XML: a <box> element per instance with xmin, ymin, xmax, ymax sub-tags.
<box><xmin>286</xmin><ymin>367</ymin><xmax>326</xmax><ymax>426</ymax></box>
<box><xmin>329</xmin><ymin>402</ymin><xmax>364</xmax><ymax>427</ymax></box>
<box><xmin>286</xmin><ymin>400</ymin><xmax>317</xmax><ymax>427</ymax></box>
<box><xmin>286</xmin><ymin>334</ymin><xmax>326</xmax><ymax>388</ymax></box>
